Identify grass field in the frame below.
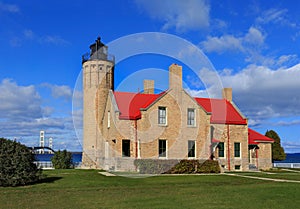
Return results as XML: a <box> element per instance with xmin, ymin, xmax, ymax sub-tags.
<box><xmin>0</xmin><ymin>169</ymin><xmax>300</xmax><ymax>209</ymax></box>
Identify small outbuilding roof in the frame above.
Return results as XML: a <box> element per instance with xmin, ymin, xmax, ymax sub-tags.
<box><xmin>248</xmin><ymin>128</ymin><xmax>274</xmax><ymax>145</ymax></box>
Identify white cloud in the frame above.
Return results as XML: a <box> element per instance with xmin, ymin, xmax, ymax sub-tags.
<box><xmin>135</xmin><ymin>0</ymin><xmax>210</xmax><ymax>32</ymax></box>
<box><xmin>0</xmin><ymin>79</ymin><xmax>80</xmax><ymax>151</ymax></box>
<box><xmin>188</xmin><ymin>63</ymin><xmax>300</xmax><ymax>122</ymax></box>
<box><xmin>256</xmin><ymin>8</ymin><xmax>296</xmax><ymax>27</ymax></box>
<box><xmin>0</xmin><ymin>2</ymin><xmax>19</xmax><ymax>13</ymax></box>
<box><xmin>276</xmin><ymin>54</ymin><xmax>298</xmax><ymax>67</ymax></box>
<box><xmin>272</xmin><ymin>120</ymin><xmax>300</xmax><ymax>126</ymax></box>
<box><xmin>23</xmin><ymin>29</ymin><xmax>35</xmax><ymax>39</ymax></box>
<box><xmin>51</xmin><ymin>85</ymin><xmax>72</xmax><ymax>100</ymax></box>
<box><xmin>244</xmin><ymin>27</ymin><xmax>265</xmax><ymax>45</ymax></box>
<box><xmin>200</xmin><ymin>35</ymin><xmax>243</xmax><ymax>53</ymax></box>
<box><xmin>282</xmin><ymin>141</ymin><xmax>300</xmax><ymax>153</ymax></box>
<box><xmin>42</xmin><ymin>83</ymin><xmax>72</xmax><ymax>100</ymax></box>
<box><xmin>0</xmin><ymin>79</ymin><xmax>42</xmax><ymax>120</ymax></box>
<box><xmin>200</xmin><ymin>26</ymin><xmax>265</xmax><ymax>54</ymax></box>
<box><xmin>39</xmin><ymin>35</ymin><xmax>70</xmax><ymax>45</ymax></box>
<box><xmin>10</xmin><ymin>29</ymin><xmax>70</xmax><ymax>47</ymax></box>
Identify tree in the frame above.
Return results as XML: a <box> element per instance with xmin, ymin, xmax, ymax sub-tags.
<box><xmin>51</xmin><ymin>150</ymin><xmax>73</xmax><ymax>169</ymax></box>
<box><xmin>0</xmin><ymin>138</ymin><xmax>41</xmax><ymax>187</ymax></box>
<box><xmin>265</xmin><ymin>130</ymin><xmax>286</xmax><ymax>162</ymax></box>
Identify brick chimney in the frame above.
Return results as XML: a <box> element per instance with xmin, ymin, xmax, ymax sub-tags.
<box><xmin>169</xmin><ymin>64</ymin><xmax>182</xmax><ymax>91</ymax></box>
<box><xmin>143</xmin><ymin>80</ymin><xmax>154</xmax><ymax>94</ymax></box>
<box><xmin>222</xmin><ymin>88</ymin><xmax>232</xmax><ymax>101</ymax></box>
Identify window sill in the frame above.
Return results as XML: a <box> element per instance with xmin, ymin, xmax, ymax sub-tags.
<box><xmin>158</xmin><ymin>124</ymin><xmax>168</xmax><ymax>127</ymax></box>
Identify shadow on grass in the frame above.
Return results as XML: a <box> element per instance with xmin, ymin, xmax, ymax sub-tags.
<box><xmin>37</xmin><ymin>176</ymin><xmax>63</xmax><ymax>184</ymax></box>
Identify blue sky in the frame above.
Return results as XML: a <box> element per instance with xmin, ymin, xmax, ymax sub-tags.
<box><xmin>0</xmin><ymin>0</ymin><xmax>300</xmax><ymax>153</ymax></box>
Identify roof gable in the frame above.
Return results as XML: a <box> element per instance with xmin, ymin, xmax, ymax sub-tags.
<box><xmin>194</xmin><ymin>98</ymin><xmax>247</xmax><ymax>125</ymax></box>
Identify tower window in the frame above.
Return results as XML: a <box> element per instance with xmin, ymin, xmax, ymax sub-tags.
<box><xmin>107</xmin><ymin>111</ymin><xmax>110</xmax><ymax>128</ymax></box>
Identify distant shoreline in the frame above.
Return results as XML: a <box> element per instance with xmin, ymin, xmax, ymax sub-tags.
<box><xmin>274</xmin><ymin>153</ymin><xmax>300</xmax><ymax>163</ymax></box>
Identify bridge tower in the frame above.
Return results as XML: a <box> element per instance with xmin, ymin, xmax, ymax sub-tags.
<box><xmin>49</xmin><ymin>137</ymin><xmax>53</xmax><ymax>154</ymax></box>
<box><xmin>82</xmin><ymin>37</ymin><xmax>115</xmax><ymax>168</ymax></box>
<box><xmin>39</xmin><ymin>130</ymin><xmax>45</xmax><ymax>154</ymax></box>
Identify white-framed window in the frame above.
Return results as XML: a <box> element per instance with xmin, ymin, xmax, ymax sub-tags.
<box><xmin>122</xmin><ymin>139</ymin><xmax>130</xmax><ymax>157</ymax></box>
<box><xmin>158</xmin><ymin>139</ymin><xmax>167</xmax><ymax>158</ymax></box>
<box><xmin>137</xmin><ymin>139</ymin><xmax>141</xmax><ymax>159</ymax></box>
<box><xmin>188</xmin><ymin>140</ymin><xmax>196</xmax><ymax>158</ymax></box>
<box><xmin>107</xmin><ymin>111</ymin><xmax>110</xmax><ymax>128</ymax></box>
<box><xmin>235</xmin><ymin>165</ymin><xmax>241</xmax><ymax>170</ymax></box>
<box><xmin>158</xmin><ymin>106</ymin><xmax>167</xmax><ymax>125</ymax></box>
<box><xmin>234</xmin><ymin>142</ymin><xmax>241</xmax><ymax>158</ymax></box>
<box><xmin>187</xmin><ymin>108</ymin><xmax>195</xmax><ymax>126</ymax></box>
<box><xmin>218</xmin><ymin>142</ymin><xmax>225</xmax><ymax>158</ymax></box>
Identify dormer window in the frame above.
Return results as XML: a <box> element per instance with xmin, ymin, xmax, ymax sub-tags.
<box><xmin>187</xmin><ymin>108</ymin><xmax>195</xmax><ymax>126</ymax></box>
<box><xmin>158</xmin><ymin>106</ymin><xmax>167</xmax><ymax>125</ymax></box>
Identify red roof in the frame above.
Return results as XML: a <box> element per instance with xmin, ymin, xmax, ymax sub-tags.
<box><xmin>114</xmin><ymin>92</ymin><xmax>161</xmax><ymax>120</ymax></box>
<box><xmin>194</xmin><ymin>98</ymin><xmax>247</xmax><ymax>125</ymax></box>
<box><xmin>114</xmin><ymin>92</ymin><xmax>247</xmax><ymax>124</ymax></box>
<box><xmin>248</xmin><ymin>128</ymin><xmax>274</xmax><ymax>145</ymax></box>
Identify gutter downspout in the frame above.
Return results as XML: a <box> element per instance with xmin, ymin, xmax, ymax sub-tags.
<box><xmin>227</xmin><ymin>124</ymin><xmax>231</xmax><ymax>171</ymax></box>
<box><xmin>134</xmin><ymin>120</ymin><xmax>138</xmax><ymax>159</ymax></box>
<box><xmin>256</xmin><ymin>148</ymin><xmax>259</xmax><ymax>169</ymax></box>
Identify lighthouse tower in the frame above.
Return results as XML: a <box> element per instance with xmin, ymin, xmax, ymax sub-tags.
<box><xmin>82</xmin><ymin>37</ymin><xmax>115</xmax><ymax>167</ymax></box>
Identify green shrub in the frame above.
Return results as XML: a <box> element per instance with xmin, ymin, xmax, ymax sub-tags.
<box><xmin>51</xmin><ymin>150</ymin><xmax>73</xmax><ymax>169</ymax></box>
<box><xmin>134</xmin><ymin>159</ymin><xmax>180</xmax><ymax>174</ymax></box>
<box><xmin>197</xmin><ymin>160</ymin><xmax>221</xmax><ymax>173</ymax></box>
<box><xmin>134</xmin><ymin>159</ymin><xmax>221</xmax><ymax>174</ymax></box>
<box><xmin>0</xmin><ymin>138</ymin><xmax>41</xmax><ymax>187</ymax></box>
<box><xmin>167</xmin><ymin>160</ymin><xmax>200</xmax><ymax>174</ymax></box>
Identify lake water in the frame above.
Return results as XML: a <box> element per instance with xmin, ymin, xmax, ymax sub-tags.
<box><xmin>35</xmin><ymin>153</ymin><xmax>82</xmax><ymax>163</ymax></box>
<box><xmin>274</xmin><ymin>153</ymin><xmax>300</xmax><ymax>163</ymax></box>
<box><xmin>35</xmin><ymin>152</ymin><xmax>300</xmax><ymax>163</ymax></box>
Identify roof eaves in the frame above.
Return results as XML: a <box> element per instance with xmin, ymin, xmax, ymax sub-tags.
<box><xmin>210</xmin><ymin>116</ymin><xmax>247</xmax><ymax>125</ymax></box>
<box><xmin>230</xmin><ymin>101</ymin><xmax>247</xmax><ymax>120</ymax></box>
<box><xmin>255</xmin><ymin>140</ymin><xmax>274</xmax><ymax>143</ymax></box>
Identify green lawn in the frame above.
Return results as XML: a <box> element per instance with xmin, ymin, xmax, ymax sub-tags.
<box><xmin>0</xmin><ymin>169</ymin><xmax>299</xmax><ymax>209</ymax></box>
<box><xmin>235</xmin><ymin>170</ymin><xmax>300</xmax><ymax>181</ymax></box>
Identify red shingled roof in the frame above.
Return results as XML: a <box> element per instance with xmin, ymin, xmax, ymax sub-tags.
<box><xmin>194</xmin><ymin>98</ymin><xmax>247</xmax><ymax>125</ymax></box>
<box><xmin>248</xmin><ymin>128</ymin><xmax>274</xmax><ymax>145</ymax></box>
<box><xmin>114</xmin><ymin>92</ymin><xmax>161</xmax><ymax>120</ymax></box>
<box><xmin>114</xmin><ymin>91</ymin><xmax>247</xmax><ymax>124</ymax></box>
